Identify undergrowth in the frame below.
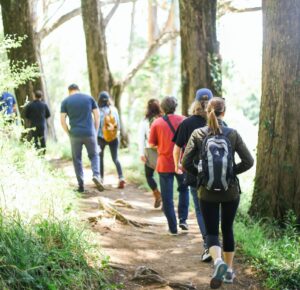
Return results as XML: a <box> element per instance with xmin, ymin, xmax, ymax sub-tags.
<box><xmin>235</xmin><ymin>212</ymin><xmax>300</xmax><ymax>290</ymax></box>
<box><xmin>0</xmin><ymin>120</ymin><xmax>116</xmax><ymax>289</ymax></box>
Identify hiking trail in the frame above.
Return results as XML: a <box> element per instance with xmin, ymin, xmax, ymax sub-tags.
<box><xmin>55</xmin><ymin>159</ymin><xmax>264</xmax><ymax>290</ymax></box>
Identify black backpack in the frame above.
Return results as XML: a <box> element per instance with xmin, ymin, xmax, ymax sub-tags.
<box><xmin>198</xmin><ymin>127</ymin><xmax>234</xmax><ymax>191</ymax></box>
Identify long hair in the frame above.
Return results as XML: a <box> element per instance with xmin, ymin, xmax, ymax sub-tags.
<box><xmin>188</xmin><ymin>100</ymin><xmax>208</xmax><ymax>117</ymax></box>
<box><xmin>145</xmin><ymin>99</ymin><xmax>161</xmax><ymax>120</ymax></box>
<box><xmin>98</xmin><ymin>91</ymin><xmax>111</xmax><ymax>108</ymax></box>
<box><xmin>207</xmin><ymin>97</ymin><xmax>226</xmax><ymax>135</ymax></box>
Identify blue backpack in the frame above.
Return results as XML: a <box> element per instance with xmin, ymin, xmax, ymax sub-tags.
<box><xmin>198</xmin><ymin>127</ymin><xmax>234</xmax><ymax>191</ymax></box>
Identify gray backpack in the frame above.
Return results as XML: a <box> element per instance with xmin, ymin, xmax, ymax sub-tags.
<box><xmin>198</xmin><ymin>127</ymin><xmax>234</xmax><ymax>191</ymax></box>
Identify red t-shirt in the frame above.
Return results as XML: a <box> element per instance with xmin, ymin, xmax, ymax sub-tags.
<box><xmin>149</xmin><ymin>114</ymin><xmax>185</xmax><ymax>173</ymax></box>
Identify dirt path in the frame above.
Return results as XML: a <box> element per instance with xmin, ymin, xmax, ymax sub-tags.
<box><xmin>56</xmin><ymin>159</ymin><xmax>263</xmax><ymax>290</ymax></box>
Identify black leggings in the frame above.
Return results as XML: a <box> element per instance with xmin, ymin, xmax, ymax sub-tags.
<box><xmin>200</xmin><ymin>198</ymin><xmax>240</xmax><ymax>252</ymax></box>
<box><xmin>145</xmin><ymin>164</ymin><xmax>158</xmax><ymax>191</ymax></box>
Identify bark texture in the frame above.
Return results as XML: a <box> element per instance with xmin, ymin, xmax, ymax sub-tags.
<box><xmin>179</xmin><ymin>0</ymin><xmax>221</xmax><ymax>115</ymax></box>
<box><xmin>250</xmin><ymin>0</ymin><xmax>300</xmax><ymax>220</ymax></box>
<box><xmin>81</xmin><ymin>0</ymin><xmax>114</xmax><ymax>99</ymax></box>
<box><xmin>0</xmin><ymin>0</ymin><xmax>43</xmax><ymax>110</ymax></box>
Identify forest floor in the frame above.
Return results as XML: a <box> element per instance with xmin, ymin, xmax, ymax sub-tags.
<box><xmin>54</xmin><ymin>159</ymin><xmax>265</xmax><ymax>290</ymax></box>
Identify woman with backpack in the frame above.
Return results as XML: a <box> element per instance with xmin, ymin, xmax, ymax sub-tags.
<box><xmin>182</xmin><ymin>97</ymin><xmax>254</xmax><ymax>289</ymax></box>
<box><xmin>138</xmin><ymin>99</ymin><xmax>162</xmax><ymax>208</ymax></box>
<box><xmin>98</xmin><ymin>91</ymin><xmax>125</xmax><ymax>189</ymax></box>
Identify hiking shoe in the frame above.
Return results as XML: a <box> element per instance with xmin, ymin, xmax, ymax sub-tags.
<box><xmin>168</xmin><ymin>231</ymin><xmax>179</xmax><ymax>236</ymax></box>
<box><xmin>201</xmin><ymin>248</ymin><xmax>212</xmax><ymax>263</ymax></box>
<box><xmin>179</xmin><ymin>222</ymin><xmax>189</xmax><ymax>231</ymax></box>
<box><xmin>210</xmin><ymin>260</ymin><xmax>228</xmax><ymax>289</ymax></box>
<box><xmin>118</xmin><ymin>179</ymin><xmax>126</xmax><ymax>189</ymax></box>
<box><xmin>223</xmin><ymin>271</ymin><xmax>236</xmax><ymax>283</ymax></box>
<box><xmin>76</xmin><ymin>186</ymin><xmax>84</xmax><ymax>193</ymax></box>
<box><xmin>153</xmin><ymin>189</ymin><xmax>162</xmax><ymax>208</ymax></box>
<box><xmin>92</xmin><ymin>176</ymin><xmax>104</xmax><ymax>192</ymax></box>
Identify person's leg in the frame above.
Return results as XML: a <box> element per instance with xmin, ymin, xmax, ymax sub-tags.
<box><xmin>145</xmin><ymin>164</ymin><xmax>158</xmax><ymax>190</ymax></box>
<box><xmin>98</xmin><ymin>138</ymin><xmax>106</xmax><ymax>180</ymax></box>
<box><xmin>108</xmin><ymin>138</ymin><xmax>123</xmax><ymax>179</ymax></box>
<box><xmin>200</xmin><ymin>199</ymin><xmax>227</xmax><ymax>289</ymax></box>
<box><xmin>85</xmin><ymin>136</ymin><xmax>104</xmax><ymax>191</ymax></box>
<box><xmin>190</xmin><ymin>186</ymin><xmax>207</xmax><ymax>242</ymax></box>
<box><xmin>84</xmin><ymin>136</ymin><xmax>100</xmax><ymax>177</ymax></box>
<box><xmin>145</xmin><ymin>164</ymin><xmax>161</xmax><ymax>208</ymax></box>
<box><xmin>159</xmin><ymin>173</ymin><xmax>177</xmax><ymax>234</ymax></box>
<box><xmin>221</xmin><ymin>198</ymin><xmax>240</xmax><ymax>282</ymax></box>
<box><xmin>37</xmin><ymin>127</ymin><xmax>46</xmax><ymax>155</ymax></box>
<box><xmin>70</xmin><ymin>136</ymin><xmax>84</xmax><ymax>189</ymax></box>
<box><xmin>175</xmin><ymin>173</ymin><xmax>189</xmax><ymax>228</ymax></box>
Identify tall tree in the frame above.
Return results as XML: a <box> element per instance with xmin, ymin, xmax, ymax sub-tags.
<box><xmin>179</xmin><ymin>0</ymin><xmax>221</xmax><ymax>115</ymax></box>
<box><xmin>0</xmin><ymin>0</ymin><xmax>43</xmax><ymax>110</ymax></box>
<box><xmin>250</xmin><ymin>0</ymin><xmax>300</xmax><ymax>220</ymax></box>
<box><xmin>81</xmin><ymin>0</ymin><xmax>114</xmax><ymax>99</ymax></box>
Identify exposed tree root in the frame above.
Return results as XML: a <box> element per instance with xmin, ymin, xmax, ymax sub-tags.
<box><xmin>131</xmin><ymin>266</ymin><xmax>197</xmax><ymax>289</ymax></box>
<box><xmin>98</xmin><ymin>197</ymin><xmax>151</xmax><ymax>228</ymax></box>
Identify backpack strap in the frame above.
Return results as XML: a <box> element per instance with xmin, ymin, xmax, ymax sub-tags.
<box><xmin>162</xmin><ymin>115</ymin><xmax>176</xmax><ymax>135</ymax></box>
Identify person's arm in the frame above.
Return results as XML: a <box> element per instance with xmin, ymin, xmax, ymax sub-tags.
<box><xmin>148</xmin><ymin>122</ymin><xmax>158</xmax><ymax>148</ymax></box>
<box><xmin>60</xmin><ymin>113</ymin><xmax>69</xmax><ymax>135</ymax></box>
<box><xmin>12</xmin><ymin>97</ymin><xmax>17</xmax><ymax>113</ymax></box>
<box><xmin>92</xmin><ymin>108</ymin><xmax>100</xmax><ymax>133</ymax></box>
<box><xmin>182</xmin><ymin>131</ymin><xmax>200</xmax><ymax>177</ymax></box>
<box><xmin>173</xmin><ymin>145</ymin><xmax>183</xmax><ymax>174</ymax></box>
<box><xmin>234</xmin><ymin>131</ymin><xmax>254</xmax><ymax>174</ymax></box>
<box><xmin>45</xmin><ymin>104</ymin><xmax>50</xmax><ymax>119</ymax></box>
<box><xmin>138</xmin><ymin>120</ymin><xmax>147</xmax><ymax>162</ymax></box>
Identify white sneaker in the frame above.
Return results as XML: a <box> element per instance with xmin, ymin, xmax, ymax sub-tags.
<box><xmin>201</xmin><ymin>248</ymin><xmax>212</xmax><ymax>262</ymax></box>
<box><xmin>92</xmin><ymin>176</ymin><xmax>104</xmax><ymax>192</ymax></box>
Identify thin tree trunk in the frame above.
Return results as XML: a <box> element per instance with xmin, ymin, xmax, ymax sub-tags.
<box><xmin>148</xmin><ymin>0</ymin><xmax>159</xmax><ymax>45</ymax></box>
<box><xmin>249</xmin><ymin>0</ymin><xmax>300</xmax><ymax>220</ymax></box>
<box><xmin>179</xmin><ymin>0</ymin><xmax>221</xmax><ymax>116</ymax></box>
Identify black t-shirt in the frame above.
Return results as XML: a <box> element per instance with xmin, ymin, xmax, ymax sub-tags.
<box><xmin>25</xmin><ymin>100</ymin><xmax>50</xmax><ymax>128</ymax></box>
<box><xmin>172</xmin><ymin>115</ymin><xmax>207</xmax><ymax>148</ymax></box>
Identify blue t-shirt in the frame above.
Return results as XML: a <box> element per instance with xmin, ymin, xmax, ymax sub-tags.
<box><xmin>61</xmin><ymin>93</ymin><xmax>98</xmax><ymax>137</ymax></box>
<box><xmin>0</xmin><ymin>92</ymin><xmax>16</xmax><ymax>115</ymax></box>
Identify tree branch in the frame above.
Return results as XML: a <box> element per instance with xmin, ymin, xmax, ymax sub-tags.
<box><xmin>218</xmin><ymin>0</ymin><xmax>261</xmax><ymax>18</ymax></box>
<box><xmin>38</xmin><ymin>7</ymin><xmax>81</xmax><ymax>39</ymax></box>
<box><xmin>121</xmin><ymin>30</ymin><xmax>179</xmax><ymax>88</ymax></box>
<box><xmin>103</xmin><ymin>0</ymin><xmax>121</xmax><ymax>28</ymax></box>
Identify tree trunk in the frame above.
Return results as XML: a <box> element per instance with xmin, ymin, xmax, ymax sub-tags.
<box><xmin>249</xmin><ymin>0</ymin><xmax>300</xmax><ymax>220</ymax></box>
<box><xmin>0</xmin><ymin>0</ymin><xmax>56</xmax><ymax>139</ymax></box>
<box><xmin>179</xmin><ymin>0</ymin><xmax>221</xmax><ymax>116</ymax></box>
<box><xmin>0</xmin><ymin>0</ymin><xmax>43</xmax><ymax>110</ymax></box>
<box><xmin>81</xmin><ymin>0</ymin><xmax>114</xmax><ymax>100</ymax></box>
<box><xmin>148</xmin><ymin>0</ymin><xmax>159</xmax><ymax>45</ymax></box>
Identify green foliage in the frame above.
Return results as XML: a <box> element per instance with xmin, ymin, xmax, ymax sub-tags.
<box><xmin>0</xmin><ymin>214</ymin><xmax>113</xmax><ymax>290</ymax></box>
<box><xmin>208</xmin><ymin>53</ymin><xmax>222</xmax><ymax>95</ymax></box>
<box><xmin>0</xmin><ymin>117</ymin><xmax>116</xmax><ymax>289</ymax></box>
<box><xmin>0</xmin><ymin>35</ymin><xmax>39</xmax><ymax>93</ymax></box>
<box><xmin>241</xmin><ymin>93</ymin><xmax>260</xmax><ymax>125</ymax></box>
<box><xmin>235</xmin><ymin>211</ymin><xmax>300</xmax><ymax>290</ymax></box>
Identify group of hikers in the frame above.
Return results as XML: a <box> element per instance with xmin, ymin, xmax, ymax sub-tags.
<box><xmin>1</xmin><ymin>85</ymin><xmax>254</xmax><ymax>289</ymax></box>
<box><xmin>138</xmin><ymin>88</ymin><xmax>253</xmax><ymax>289</ymax></box>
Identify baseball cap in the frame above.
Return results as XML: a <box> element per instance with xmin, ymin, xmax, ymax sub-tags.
<box><xmin>98</xmin><ymin>91</ymin><xmax>110</xmax><ymax>101</ymax></box>
<box><xmin>195</xmin><ymin>88</ymin><xmax>213</xmax><ymax>101</ymax></box>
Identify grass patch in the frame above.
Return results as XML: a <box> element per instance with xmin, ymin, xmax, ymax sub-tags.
<box><xmin>0</xmin><ymin>120</ymin><xmax>116</xmax><ymax>289</ymax></box>
<box><xmin>0</xmin><ymin>213</ymin><xmax>114</xmax><ymax>290</ymax></box>
<box><xmin>235</xmin><ymin>212</ymin><xmax>300</xmax><ymax>290</ymax></box>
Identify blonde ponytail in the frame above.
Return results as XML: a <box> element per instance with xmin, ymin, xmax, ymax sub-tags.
<box><xmin>207</xmin><ymin>97</ymin><xmax>226</xmax><ymax>135</ymax></box>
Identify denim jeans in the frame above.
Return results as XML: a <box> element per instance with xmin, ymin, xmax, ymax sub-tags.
<box><xmin>70</xmin><ymin>135</ymin><xmax>100</xmax><ymax>187</ymax></box>
<box><xmin>98</xmin><ymin>137</ymin><xmax>123</xmax><ymax>180</ymax></box>
<box><xmin>190</xmin><ymin>186</ymin><xmax>207</xmax><ymax>248</ymax></box>
<box><xmin>159</xmin><ymin>173</ymin><xmax>189</xmax><ymax>233</ymax></box>
<box><xmin>145</xmin><ymin>164</ymin><xmax>158</xmax><ymax>191</ymax></box>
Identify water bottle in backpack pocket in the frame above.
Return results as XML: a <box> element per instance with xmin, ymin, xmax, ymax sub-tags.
<box><xmin>198</xmin><ymin>128</ymin><xmax>235</xmax><ymax>192</ymax></box>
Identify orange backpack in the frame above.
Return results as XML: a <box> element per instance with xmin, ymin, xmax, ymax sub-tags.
<box><xmin>103</xmin><ymin>110</ymin><xmax>118</xmax><ymax>142</ymax></box>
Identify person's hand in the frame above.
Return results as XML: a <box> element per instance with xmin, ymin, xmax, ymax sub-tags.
<box><xmin>175</xmin><ymin>163</ymin><xmax>183</xmax><ymax>175</ymax></box>
<box><xmin>141</xmin><ymin>155</ymin><xmax>147</xmax><ymax>163</ymax></box>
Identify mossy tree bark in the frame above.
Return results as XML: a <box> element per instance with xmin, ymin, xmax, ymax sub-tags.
<box><xmin>179</xmin><ymin>0</ymin><xmax>221</xmax><ymax>116</ymax></box>
<box><xmin>250</xmin><ymin>0</ymin><xmax>300</xmax><ymax>220</ymax></box>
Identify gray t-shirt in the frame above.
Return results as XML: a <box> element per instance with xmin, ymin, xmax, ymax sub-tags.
<box><xmin>61</xmin><ymin>93</ymin><xmax>97</xmax><ymax>137</ymax></box>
